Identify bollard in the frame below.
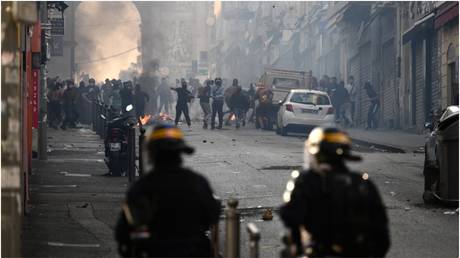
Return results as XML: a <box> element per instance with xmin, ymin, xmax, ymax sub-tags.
<box><xmin>138</xmin><ymin>127</ymin><xmax>146</xmax><ymax>177</ymax></box>
<box><xmin>225</xmin><ymin>199</ymin><xmax>240</xmax><ymax>258</ymax></box>
<box><xmin>246</xmin><ymin>223</ymin><xmax>260</xmax><ymax>258</ymax></box>
<box><xmin>127</xmin><ymin>126</ymin><xmax>136</xmax><ymax>183</ymax></box>
<box><xmin>210</xmin><ymin>223</ymin><xmax>220</xmax><ymax>258</ymax></box>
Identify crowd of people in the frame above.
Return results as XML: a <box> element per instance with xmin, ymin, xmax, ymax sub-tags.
<box><xmin>310</xmin><ymin>74</ymin><xmax>380</xmax><ymax>130</ymax></box>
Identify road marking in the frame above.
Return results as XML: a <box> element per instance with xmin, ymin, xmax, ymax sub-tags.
<box><xmin>47</xmin><ymin>242</ymin><xmax>100</xmax><ymax>248</ymax></box>
<box><xmin>60</xmin><ymin>171</ymin><xmax>91</xmax><ymax>177</ymax></box>
<box><xmin>41</xmin><ymin>185</ymin><xmax>78</xmax><ymax>188</ymax></box>
<box><xmin>47</xmin><ymin>158</ymin><xmax>104</xmax><ymax>163</ymax></box>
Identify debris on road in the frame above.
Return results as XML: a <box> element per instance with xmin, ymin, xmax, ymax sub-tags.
<box><xmin>76</xmin><ymin>203</ymin><xmax>89</xmax><ymax>208</ymax></box>
<box><xmin>443</xmin><ymin>211</ymin><xmax>457</xmax><ymax>215</ymax></box>
<box><xmin>390</xmin><ymin>191</ymin><xmax>396</xmax><ymax>196</ymax></box>
<box><xmin>202</xmin><ymin>140</ymin><xmax>207</xmax><ymax>143</ymax></box>
<box><xmin>262</xmin><ymin>209</ymin><xmax>273</xmax><ymax>221</ymax></box>
<box><xmin>404</xmin><ymin>207</ymin><xmax>410</xmax><ymax>211</ymax></box>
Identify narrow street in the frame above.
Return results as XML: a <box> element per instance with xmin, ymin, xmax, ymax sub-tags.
<box><xmin>22</xmin><ymin>124</ymin><xmax>458</xmax><ymax>258</ymax></box>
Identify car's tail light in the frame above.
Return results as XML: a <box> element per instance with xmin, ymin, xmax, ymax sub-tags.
<box><xmin>326</xmin><ymin>107</ymin><xmax>334</xmax><ymax>114</ymax></box>
<box><xmin>285</xmin><ymin>104</ymin><xmax>294</xmax><ymax>112</ymax></box>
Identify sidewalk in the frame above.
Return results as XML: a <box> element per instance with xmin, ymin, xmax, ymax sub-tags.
<box><xmin>346</xmin><ymin>128</ymin><xmax>426</xmax><ymax>153</ymax></box>
<box><xmin>21</xmin><ymin>126</ymin><xmax>127</xmax><ymax>258</ymax></box>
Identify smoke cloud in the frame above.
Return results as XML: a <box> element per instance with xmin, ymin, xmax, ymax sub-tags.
<box><xmin>75</xmin><ymin>1</ymin><xmax>141</xmax><ymax>83</ymax></box>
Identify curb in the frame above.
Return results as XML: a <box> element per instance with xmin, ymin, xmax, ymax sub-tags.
<box><xmin>351</xmin><ymin>138</ymin><xmax>406</xmax><ymax>153</ymax></box>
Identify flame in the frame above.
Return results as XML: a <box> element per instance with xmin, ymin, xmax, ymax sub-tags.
<box><xmin>139</xmin><ymin>115</ymin><xmax>152</xmax><ymax>125</ymax></box>
<box><xmin>230</xmin><ymin>114</ymin><xmax>236</xmax><ymax>121</ymax></box>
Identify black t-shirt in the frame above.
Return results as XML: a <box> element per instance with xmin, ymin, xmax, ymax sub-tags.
<box><xmin>173</xmin><ymin>87</ymin><xmax>191</xmax><ymax>106</ymax></box>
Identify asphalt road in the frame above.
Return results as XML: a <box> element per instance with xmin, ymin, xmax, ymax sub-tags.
<box><xmin>180</xmin><ymin>123</ymin><xmax>458</xmax><ymax>258</ymax></box>
<box><xmin>23</xmin><ymin>124</ymin><xmax>458</xmax><ymax>258</ymax></box>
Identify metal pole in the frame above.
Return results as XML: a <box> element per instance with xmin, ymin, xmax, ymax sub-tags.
<box><xmin>210</xmin><ymin>223</ymin><xmax>220</xmax><ymax>258</ymax></box>
<box><xmin>225</xmin><ymin>199</ymin><xmax>240</xmax><ymax>258</ymax></box>
<box><xmin>127</xmin><ymin>126</ymin><xmax>136</xmax><ymax>183</ymax></box>
<box><xmin>246</xmin><ymin>223</ymin><xmax>260</xmax><ymax>258</ymax></box>
<box><xmin>92</xmin><ymin>101</ymin><xmax>96</xmax><ymax>132</ymax></box>
<box><xmin>38</xmin><ymin>1</ymin><xmax>48</xmax><ymax>160</ymax></box>
<box><xmin>138</xmin><ymin>127</ymin><xmax>145</xmax><ymax>177</ymax></box>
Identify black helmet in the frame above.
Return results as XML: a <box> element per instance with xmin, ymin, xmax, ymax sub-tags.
<box><xmin>146</xmin><ymin>124</ymin><xmax>194</xmax><ymax>155</ymax></box>
<box><xmin>305</xmin><ymin>127</ymin><xmax>361</xmax><ymax>164</ymax></box>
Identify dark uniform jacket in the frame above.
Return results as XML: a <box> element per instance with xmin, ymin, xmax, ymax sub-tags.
<box><xmin>115</xmin><ymin>165</ymin><xmax>221</xmax><ymax>257</ymax></box>
<box><xmin>280</xmin><ymin>167</ymin><xmax>390</xmax><ymax>257</ymax></box>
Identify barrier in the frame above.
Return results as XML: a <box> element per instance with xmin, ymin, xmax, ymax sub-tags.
<box><xmin>246</xmin><ymin>223</ymin><xmax>260</xmax><ymax>258</ymax></box>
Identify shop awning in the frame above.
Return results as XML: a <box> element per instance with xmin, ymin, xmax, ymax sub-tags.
<box><xmin>435</xmin><ymin>2</ymin><xmax>458</xmax><ymax>29</ymax></box>
<box><xmin>403</xmin><ymin>13</ymin><xmax>435</xmax><ymax>44</ymax></box>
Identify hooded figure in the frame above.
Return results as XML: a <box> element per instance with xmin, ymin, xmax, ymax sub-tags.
<box><xmin>115</xmin><ymin>124</ymin><xmax>221</xmax><ymax>257</ymax></box>
<box><xmin>280</xmin><ymin>127</ymin><xmax>390</xmax><ymax>258</ymax></box>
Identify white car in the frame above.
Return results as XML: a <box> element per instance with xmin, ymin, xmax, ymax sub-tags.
<box><xmin>276</xmin><ymin>89</ymin><xmax>335</xmax><ymax>136</ymax></box>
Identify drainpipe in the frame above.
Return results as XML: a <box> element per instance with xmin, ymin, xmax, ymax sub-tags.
<box><xmin>38</xmin><ymin>1</ymin><xmax>48</xmax><ymax>160</ymax></box>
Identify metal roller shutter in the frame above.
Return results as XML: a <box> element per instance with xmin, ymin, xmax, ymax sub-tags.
<box><xmin>359</xmin><ymin>43</ymin><xmax>372</xmax><ymax>127</ymax></box>
<box><xmin>382</xmin><ymin>40</ymin><xmax>396</xmax><ymax>128</ymax></box>
<box><xmin>414</xmin><ymin>41</ymin><xmax>425</xmax><ymax>130</ymax></box>
<box><xmin>430</xmin><ymin>32</ymin><xmax>441</xmax><ymax>112</ymax></box>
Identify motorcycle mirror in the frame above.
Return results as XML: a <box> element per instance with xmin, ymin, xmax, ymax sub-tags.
<box><xmin>100</xmin><ymin>114</ymin><xmax>106</xmax><ymax>120</ymax></box>
<box><xmin>424</xmin><ymin>122</ymin><xmax>433</xmax><ymax>130</ymax></box>
<box><xmin>126</xmin><ymin>104</ymin><xmax>133</xmax><ymax>112</ymax></box>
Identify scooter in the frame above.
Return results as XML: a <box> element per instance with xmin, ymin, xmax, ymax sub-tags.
<box><xmin>103</xmin><ymin>104</ymin><xmax>137</xmax><ymax>176</ymax></box>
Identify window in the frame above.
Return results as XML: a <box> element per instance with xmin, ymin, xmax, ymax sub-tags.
<box><xmin>272</xmin><ymin>78</ymin><xmax>300</xmax><ymax>89</ymax></box>
<box><xmin>290</xmin><ymin>92</ymin><xmax>330</xmax><ymax>105</ymax></box>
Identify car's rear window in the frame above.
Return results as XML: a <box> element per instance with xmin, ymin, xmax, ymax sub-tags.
<box><xmin>290</xmin><ymin>92</ymin><xmax>330</xmax><ymax>105</ymax></box>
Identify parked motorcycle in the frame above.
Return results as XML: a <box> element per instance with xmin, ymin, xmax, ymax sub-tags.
<box><xmin>103</xmin><ymin>105</ymin><xmax>137</xmax><ymax>176</ymax></box>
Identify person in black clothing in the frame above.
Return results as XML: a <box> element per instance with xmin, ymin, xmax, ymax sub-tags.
<box><xmin>229</xmin><ymin>86</ymin><xmax>249</xmax><ymax>129</ymax></box>
<box><xmin>280</xmin><ymin>127</ymin><xmax>390</xmax><ymax>258</ymax></box>
<box><xmin>211</xmin><ymin>77</ymin><xmax>225</xmax><ymax>129</ymax></box>
<box><xmin>133</xmin><ymin>84</ymin><xmax>150</xmax><ymax>118</ymax></box>
<box><xmin>120</xmin><ymin>81</ymin><xmax>134</xmax><ymax>112</ymax></box>
<box><xmin>198</xmin><ymin>79</ymin><xmax>212</xmax><ymax>129</ymax></box>
<box><xmin>364</xmin><ymin>81</ymin><xmax>379</xmax><ymax>129</ymax></box>
<box><xmin>115</xmin><ymin>124</ymin><xmax>221</xmax><ymax>257</ymax></box>
<box><xmin>61</xmin><ymin>80</ymin><xmax>79</xmax><ymax>130</ymax></box>
<box><xmin>331</xmin><ymin>81</ymin><xmax>350</xmax><ymax>123</ymax></box>
<box><xmin>171</xmin><ymin>79</ymin><xmax>192</xmax><ymax>129</ymax></box>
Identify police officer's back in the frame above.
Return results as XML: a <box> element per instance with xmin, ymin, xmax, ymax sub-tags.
<box><xmin>115</xmin><ymin>124</ymin><xmax>221</xmax><ymax>257</ymax></box>
<box><xmin>280</xmin><ymin>127</ymin><xmax>390</xmax><ymax>257</ymax></box>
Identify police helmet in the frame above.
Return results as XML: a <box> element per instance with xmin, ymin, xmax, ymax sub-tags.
<box><xmin>305</xmin><ymin>127</ymin><xmax>361</xmax><ymax>164</ymax></box>
<box><xmin>146</xmin><ymin>124</ymin><xmax>194</xmax><ymax>155</ymax></box>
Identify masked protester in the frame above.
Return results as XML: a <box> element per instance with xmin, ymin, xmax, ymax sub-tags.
<box><xmin>134</xmin><ymin>84</ymin><xmax>150</xmax><ymax>118</ymax></box>
<box><xmin>115</xmin><ymin>124</ymin><xmax>221</xmax><ymax>257</ymax></box>
<box><xmin>211</xmin><ymin>77</ymin><xmax>224</xmax><ymax>129</ymax></box>
<box><xmin>198</xmin><ymin>79</ymin><xmax>212</xmax><ymax>129</ymax></box>
<box><xmin>171</xmin><ymin>79</ymin><xmax>193</xmax><ymax>129</ymax></box>
<box><xmin>280</xmin><ymin>127</ymin><xmax>390</xmax><ymax>258</ymax></box>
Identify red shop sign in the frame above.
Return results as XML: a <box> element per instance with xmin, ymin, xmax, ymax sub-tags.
<box><xmin>32</xmin><ymin>69</ymin><xmax>39</xmax><ymax>128</ymax></box>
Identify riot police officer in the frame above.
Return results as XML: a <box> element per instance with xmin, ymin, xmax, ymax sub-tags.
<box><xmin>115</xmin><ymin>124</ymin><xmax>221</xmax><ymax>257</ymax></box>
<box><xmin>280</xmin><ymin>127</ymin><xmax>390</xmax><ymax>257</ymax></box>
